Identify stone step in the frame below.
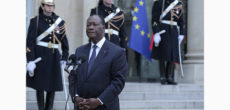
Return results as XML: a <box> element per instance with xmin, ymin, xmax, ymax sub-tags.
<box><xmin>26</xmin><ymin>91</ymin><xmax>72</xmax><ymax>101</ymax></box>
<box><xmin>122</xmin><ymin>83</ymin><xmax>204</xmax><ymax>93</ymax></box>
<box><xmin>27</xmin><ymin>91</ymin><xmax>203</xmax><ymax>101</ymax></box>
<box><xmin>27</xmin><ymin>101</ymin><xmax>73</xmax><ymax>110</ymax></box>
<box><xmin>26</xmin><ymin>83</ymin><xmax>204</xmax><ymax>92</ymax></box>
<box><xmin>27</xmin><ymin>100</ymin><xmax>203</xmax><ymax>110</ymax></box>
<box><xmin>120</xmin><ymin>100</ymin><xmax>203</xmax><ymax>109</ymax></box>
<box><xmin>27</xmin><ymin>83</ymin><xmax>203</xmax><ymax>93</ymax></box>
<box><xmin>119</xmin><ymin>92</ymin><xmax>203</xmax><ymax>100</ymax></box>
<box><xmin>27</xmin><ymin>83</ymin><xmax>204</xmax><ymax>110</ymax></box>
<box><xmin>121</xmin><ymin>109</ymin><xmax>203</xmax><ymax>110</ymax></box>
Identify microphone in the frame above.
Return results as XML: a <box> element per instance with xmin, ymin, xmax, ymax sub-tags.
<box><xmin>73</xmin><ymin>56</ymin><xmax>87</xmax><ymax>70</ymax></box>
<box><xmin>64</xmin><ymin>54</ymin><xmax>76</xmax><ymax>74</ymax></box>
<box><xmin>65</xmin><ymin>54</ymin><xmax>86</xmax><ymax>74</ymax></box>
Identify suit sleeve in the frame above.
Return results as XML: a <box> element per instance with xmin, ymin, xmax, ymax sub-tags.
<box><xmin>151</xmin><ymin>0</ymin><xmax>162</xmax><ymax>34</ymax></box>
<box><xmin>60</xmin><ymin>21</ymin><xmax>69</xmax><ymax>60</ymax></box>
<box><xmin>26</xmin><ymin>18</ymin><xmax>37</xmax><ymax>62</ymax></box>
<box><xmin>98</xmin><ymin>49</ymin><xmax>127</xmax><ymax>106</ymax></box>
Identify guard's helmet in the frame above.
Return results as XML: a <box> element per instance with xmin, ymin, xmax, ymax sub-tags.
<box><xmin>41</xmin><ymin>0</ymin><xmax>55</xmax><ymax>6</ymax></box>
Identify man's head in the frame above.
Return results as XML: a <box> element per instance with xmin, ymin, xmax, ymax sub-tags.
<box><xmin>41</xmin><ymin>0</ymin><xmax>55</xmax><ymax>15</ymax></box>
<box><xmin>86</xmin><ymin>15</ymin><xmax>105</xmax><ymax>44</ymax></box>
<box><xmin>43</xmin><ymin>4</ymin><xmax>55</xmax><ymax>14</ymax></box>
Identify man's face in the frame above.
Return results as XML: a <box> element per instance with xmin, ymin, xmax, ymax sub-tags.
<box><xmin>43</xmin><ymin>4</ymin><xmax>54</xmax><ymax>13</ymax></box>
<box><xmin>103</xmin><ymin>0</ymin><xmax>113</xmax><ymax>5</ymax></box>
<box><xmin>86</xmin><ymin>15</ymin><xmax>105</xmax><ymax>42</ymax></box>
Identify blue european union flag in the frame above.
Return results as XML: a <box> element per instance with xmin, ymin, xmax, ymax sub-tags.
<box><xmin>129</xmin><ymin>0</ymin><xmax>151</xmax><ymax>62</ymax></box>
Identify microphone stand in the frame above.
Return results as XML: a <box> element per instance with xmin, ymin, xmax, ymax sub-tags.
<box><xmin>73</xmin><ymin>62</ymin><xmax>80</xmax><ymax>110</ymax></box>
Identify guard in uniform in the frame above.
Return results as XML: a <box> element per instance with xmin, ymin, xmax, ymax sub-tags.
<box><xmin>26</xmin><ymin>0</ymin><xmax>69</xmax><ymax>110</ymax></box>
<box><xmin>151</xmin><ymin>0</ymin><xmax>185</xmax><ymax>85</ymax></box>
<box><xmin>90</xmin><ymin>0</ymin><xmax>127</xmax><ymax>49</ymax></box>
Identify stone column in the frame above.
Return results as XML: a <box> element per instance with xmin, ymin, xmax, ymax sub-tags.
<box><xmin>177</xmin><ymin>0</ymin><xmax>204</xmax><ymax>84</ymax></box>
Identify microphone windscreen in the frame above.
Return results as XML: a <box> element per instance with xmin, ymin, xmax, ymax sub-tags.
<box><xmin>68</xmin><ymin>54</ymin><xmax>76</xmax><ymax>63</ymax></box>
<box><xmin>77</xmin><ymin>56</ymin><xmax>87</xmax><ymax>64</ymax></box>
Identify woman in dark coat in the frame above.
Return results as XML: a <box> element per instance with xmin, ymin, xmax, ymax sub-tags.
<box><xmin>26</xmin><ymin>0</ymin><xmax>69</xmax><ymax>109</ymax></box>
<box><xmin>90</xmin><ymin>0</ymin><xmax>127</xmax><ymax>49</ymax></box>
<box><xmin>151</xmin><ymin>0</ymin><xmax>185</xmax><ymax>85</ymax></box>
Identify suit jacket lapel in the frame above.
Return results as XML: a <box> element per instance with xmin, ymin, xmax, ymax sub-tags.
<box><xmin>87</xmin><ymin>40</ymin><xmax>109</xmax><ymax>79</ymax></box>
<box><xmin>80</xmin><ymin>43</ymin><xmax>91</xmax><ymax>82</ymax></box>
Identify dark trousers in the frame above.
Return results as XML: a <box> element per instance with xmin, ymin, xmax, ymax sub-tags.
<box><xmin>36</xmin><ymin>90</ymin><xmax>55</xmax><ymax>110</ymax></box>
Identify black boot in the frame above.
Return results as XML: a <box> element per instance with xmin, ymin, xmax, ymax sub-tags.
<box><xmin>159</xmin><ymin>61</ymin><xmax>167</xmax><ymax>85</ymax></box>
<box><xmin>166</xmin><ymin>62</ymin><xmax>177</xmax><ymax>85</ymax></box>
<box><xmin>45</xmin><ymin>91</ymin><xmax>55</xmax><ymax>110</ymax></box>
<box><xmin>36</xmin><ymin>90</ymin><xmax>45</xmax><ymax>110</ymax></box>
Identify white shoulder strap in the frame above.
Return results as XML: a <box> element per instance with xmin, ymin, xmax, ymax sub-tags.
<box><xmin>104</xmin><ymin>8</ymin><xmax>121</xmax><ymax>23</ymax></box>
<box><xmin>36</xmin><ymin>17</ymin><xmax>62</xmax><ymax>42</ymax></box>
<box><xmin>160</xmin><ymin>0</ymin><xmax>179</xmax><ymax>20</ymax></box>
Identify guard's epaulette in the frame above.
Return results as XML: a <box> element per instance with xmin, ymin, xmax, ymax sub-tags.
<box><xmin>117</xmin><ymin>6</ymin><xmax>123</xmax><ymax>11</ymax></box>
<box><xmin>120</xmin><ymin>8</ymin><xmax>124</xmax><ymax>12</ymax></box>
<box><xmin>115</xmin><ymin>6</ymin><xmax>124</xmax><ymax>13</ymax></box>
<box><xmin>30</xmin><ymin>16</ymin><xmax>37</xmax><ymax>20</ymax></box>
<box><xmin>92</xmin><ymin>6</ymin><xmax>97</xmax><ymax>10</ymax></box>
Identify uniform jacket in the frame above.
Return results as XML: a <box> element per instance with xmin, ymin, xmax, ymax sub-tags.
<box><xmin>151</xmin><ymin>0</ymin><xmax>185</xmax><ymax>62</ymax></box>
<box><xmin>90</xmin><ymin>4</ymin><xmax>127</xmax><ymax>49</ymax></box>
<box><xmin>69</xmin><ymin>39</ymin><xmax>127</xmax><ymax>110</ymax></box>
<box><xmin>26</xmin><ymin>12</ymin><xmax>69</xmax><ymax>91</ymax></box>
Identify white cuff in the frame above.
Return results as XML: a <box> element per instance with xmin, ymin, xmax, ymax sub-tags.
<box><xmin>97</xmin><ymin>97</ymin><xmax>103</xmax><ymax>105</ymax></box>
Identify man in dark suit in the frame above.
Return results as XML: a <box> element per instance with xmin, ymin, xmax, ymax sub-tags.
<box><xmin>69</xmin><ymin>15</ymin><xmax>127</xmax><ymax>110</ymax></box>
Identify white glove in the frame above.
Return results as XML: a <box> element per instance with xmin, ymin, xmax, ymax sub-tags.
<box><xmin>178</xmin><ymin>35</ymin><xmax>184</xmax><ymax>45</ymax></box>
<box><xmin>154</xmin><ymin>33</ymin><xmax>161</xmax><ymax>47</ymax></box>
<box><xmin>27</xmin><ymin>61</ymin><xmax>36</xmax><ymax>74</ymax></box>
<box><xmin>60</xmin><ymin>60</ymin><xmax>66</xmax><ymax>67</ymax></box>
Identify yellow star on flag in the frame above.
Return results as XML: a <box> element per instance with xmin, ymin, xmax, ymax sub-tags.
<box><xmin>141</xmin><ymin>30</ymin><xmax>145</xmax><ymax>36</ymax></box>
<box><xmin>133</xmin><ymin>16</ymin><xmax>137</xmax><ymax>21</ymax></box>
<box><xmin>139</xmin><ymin>0</ymin><xmax>144</xmax><ymax>6</ymax></box>
<box><xmin>134</xmin><ymin>7</ymin><xmax>139</xmax><ymax>12</ymax></box>
<box><xmin>147</xmin><ymin>33</ymin><xmax>151</xmax><ymax>38</ymax></box>
<box><xmin>135</xmin><ymin>24</ymin><xmax>140</xmax><ymax>30</ymax></box>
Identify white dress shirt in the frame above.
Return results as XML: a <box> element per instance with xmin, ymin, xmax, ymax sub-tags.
<box><xmin>88</xmin><ymin>37</ymin><xmax>106</xmax><ymax>62</ymax></box>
